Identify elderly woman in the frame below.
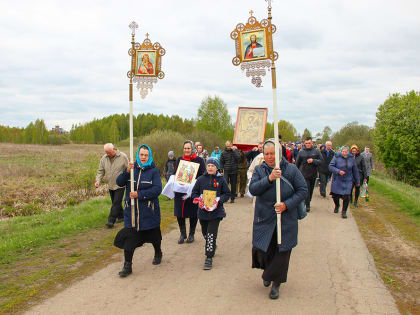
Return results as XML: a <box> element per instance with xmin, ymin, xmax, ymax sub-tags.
<box><xmin>174</xmin><ymin>140</ymin><xmax>206</xmax><ymax>244</ymax></box>
<box><xmin>114</xmin><ymin>144</ymin><xmax>162</xmax><ymax>277</ymax></box>
<box><xmin>249</xmin><ymin>140</ymin><xmax>307</xmax><ymax>300</ymax></box>
<box><xmin>329</xmin><ymin>146</ymin><xmax>360</xmax><ymax>218</ymax></box>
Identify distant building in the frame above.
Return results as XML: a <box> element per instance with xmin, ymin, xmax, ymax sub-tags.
<box><xmin>51</xmin><ymin>125</ymin><xmax>65</xmax><ymax>134</ymax></box>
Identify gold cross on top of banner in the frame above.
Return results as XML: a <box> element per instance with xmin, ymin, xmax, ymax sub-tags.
<box><xmin>249</xmin><ymin>10</ymin><xmax>254</xmax><ymax>17</ymax></box>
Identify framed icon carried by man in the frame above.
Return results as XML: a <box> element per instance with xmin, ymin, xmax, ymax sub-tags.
<box><xmin>233</xmin><ymin>107</ymin><xmax>268</xmax><ymax>146</ymax></box>
<box><xmin>135</xmin><ymin>50</ymin><xmax>157</xmax><ymax>76</ymax></box>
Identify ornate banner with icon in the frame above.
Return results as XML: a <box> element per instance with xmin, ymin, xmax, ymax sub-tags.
<box><xmin>230</xmin><ymin>10</ymin><xmax>277</xmax><ymax>87</ymax></box>
<box><xmin>233</xmin><ymin>107</ymin><xmax>268</xmax><ymax>146</ymax></box>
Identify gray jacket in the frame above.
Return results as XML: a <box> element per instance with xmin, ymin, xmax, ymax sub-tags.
<box><xmin>249</xmin><ymin>158</ymin><xmax>308</xmax><ymax>252</ymax></box>
<box><xmin>362</xmin><ymin>151</ymin><xmax>374</xmax><ymax>176</ymax></box>
<box><xmin>95</xmin><ymin>150</ymin><xmax>129</xmax><ymax>190</ymax></box>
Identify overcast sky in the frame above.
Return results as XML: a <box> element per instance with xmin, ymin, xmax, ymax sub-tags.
<box><xmin>1</xmin><ymin>0</ymin><xmax>419</xmax><ymax>136</ymax></box>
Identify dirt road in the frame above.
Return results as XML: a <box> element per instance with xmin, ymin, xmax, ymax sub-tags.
<box><xmin>27</xmin><ymin>191</ymin><xmax>399</xmax><ymax>315</ymax></box>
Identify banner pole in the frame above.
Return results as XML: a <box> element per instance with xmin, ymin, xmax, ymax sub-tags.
<box><xmin>267</xmin><ymin>1</ymin><xmax>282</xmax><ymax>244</ymax></box>
<box><xmin>129</xmin><ymin>32</ymin><xmax>136</xmax><ymax>228</ymax></box>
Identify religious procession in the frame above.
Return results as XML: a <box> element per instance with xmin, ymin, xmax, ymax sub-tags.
<box><xmin>90</xmin><ymin>1</ymin><xmax>379</xmax><ymax>302</ymax></box>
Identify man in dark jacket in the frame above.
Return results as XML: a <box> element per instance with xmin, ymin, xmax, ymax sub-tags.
<box><xmin>220</xmin><ymin>141</ymin><xmax>241</xmax><ymax>203</ymax></box>
<box><xmin>245</xmin><ymin>142</ymin><xmax>263</xmax><ymax>165</ymax></box>
<box><xmin>295</xmin><ymin>137</ymin><xmax>323</xmax><ymax>212</ymax></box>
<box><xmin>318</xmin><ymin>141</ymin><xmax>334</xmax><ymax>197</ymax></box>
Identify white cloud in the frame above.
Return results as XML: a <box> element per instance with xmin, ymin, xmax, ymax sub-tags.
<box><xmin>0</xmin><ymin>0</ymin><xmax>419</xmax><ymax>137</ymax></box>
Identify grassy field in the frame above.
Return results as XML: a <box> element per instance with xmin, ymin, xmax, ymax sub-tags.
<box><xmin>0</xmin><ymin>195</ymin><xmax>176</xmax><ymax>314</ymax></box>
<box><xmin>352</xmin><ymin>172</ymin><xmax>420</xmax><ymax>315</ymax></box>
<box><xmin>0</xmin><ymin>143</ymin><xmax>176</xmax><ymax>314</ymax></box>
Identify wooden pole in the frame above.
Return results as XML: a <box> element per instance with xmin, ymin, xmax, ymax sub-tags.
<box><xmin>267</xmin><ymin>2</ymin><xmax>282</xmax><ymax>244</ymax></box>
<box><xmin>129</xmin><ymin>33</ymin><xmax>136</xmax><ymax>228</ymax></box>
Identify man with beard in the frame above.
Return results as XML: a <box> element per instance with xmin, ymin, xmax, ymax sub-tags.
<box><xmin>296</xmin><ymin>137</ymin><xmax>323</xmax><ymax>212</ymax></box>
<box><xmin>244</xmin><ymin>34</ymin><xmax>264</xmax><ymax>59</ymax></box>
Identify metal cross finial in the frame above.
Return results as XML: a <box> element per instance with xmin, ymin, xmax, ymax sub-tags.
<box><xmin>145</xmin><ymin>33</ymin><xmax>149</xmax><ymax>39</ymax></box>
<box><xmin>129</xmin><ymin>21</ymin><xmax>138</xmax><ymax>35</ymax></box>
<box><xmin>249</xmin><ymin>10</ymin><xmax>254</xmax><ymax>17</ymax></box>
<box><xmin>265</xmin><ymin>0</ymin><xmax>272</xmax><ymax>9</ymax></box>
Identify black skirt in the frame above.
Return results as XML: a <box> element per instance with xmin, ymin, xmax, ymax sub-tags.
<box><xmin>114</xmin><ymin>227</ymin><xmax>162</xmax><ymax>251</ymax></box>
<box><xmin>252</xmin><ymin>229</ymin><xmax>292</xmax><ymax>284</ymax></box>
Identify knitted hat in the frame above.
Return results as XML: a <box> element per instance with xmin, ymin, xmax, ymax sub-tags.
<box><xmin>350</xmin><ymin>144</ymin><xmax>358</xmax><ymax>151</ymax></box>
<box><xmin>168</xmin><ymin>151</ymin><xmax>174</xmax><ymax>157</ymax></box>
<box><xmin>206</xmin><ymin>157</ymin><xmax>220</xmax><ymax>169</ymax></box>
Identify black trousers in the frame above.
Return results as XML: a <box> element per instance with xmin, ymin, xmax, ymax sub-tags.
<box><xmin>200</xmin><ymin>218</ymin><xmax>221</xmax><ymax>258</ymax></box>
<box><xmin>109</xmin><ymin>188</ymin><xmax>124</xmax><ymax>223</ymax></box>
<box><xmin>319</xmin><ymin>172</ymin><xmax>331</xmax><ymax>196</ymax></box>
<box><xmin>351</xmin><ymin>185</ymin><xmax>360</xmax><ymax>203</ymax></box>
<box><xmin>332</xmin><ymin>194</ymin><xmax>350</xmax><ymax>212</ymax></box>
<box><xmin>124</xmin><ymin>241</ymin><xmax>161</xmax><ymax>263</ymax></box>
<box><xmin>177</xmin><ymin>217</ymin><xmax>198</xmax><ymax>235</ymax></box>
<box><xmin>304</xmin><ymin>178</ymin><xmax>316</xmax><ymax>208</ymax></box>
<box><xmin>224</xmin><ymin>172</ymin><xmax>237</xmax><ymax>200</ymax></box>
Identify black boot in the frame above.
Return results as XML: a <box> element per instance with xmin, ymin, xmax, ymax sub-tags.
<box><xmin>118</xmin><ymin>262</ymin><xmax>132</xmax><ymax>277</ymax></box>
<box><xmin>269</xmin><ymin>281</ymin><xmax>280</xmax><ymax>299</ymax></box>
<box><xmin>342</xmin><ymin>211</ymin><xmax>347</xmax><ymax>219</ymax></box>
<box><xmin>354</xmin><ymin>200</ymin><xmax>358</xmax><ymax>207</ymax></box>
<box><xmin>186</xmin><ymin>232</ymin><xmax>195</xmax><ymax>243</ymax></box>
<box><xmin>178</xmin><ymin>226</ymin><xmax>187</xmax><ymax>244</ymax></box>
<box><xmin>334</xmin><ymin>206</ymin><xmax>339</xmax><ymax>213</ymax></box>
<box><xmin>203</xmin><ymin>257</ymin><xmax>213</xmax><ymax>270</ymax></box>
<box><xmin>263</xmin><ymin>280</ymin><xmax>271</xmax><ymax>287</ymax></box>
<box><xmin>152</xmin><ymin>251</ymin><xmax>162</xmax><ymax>265</ymax></box>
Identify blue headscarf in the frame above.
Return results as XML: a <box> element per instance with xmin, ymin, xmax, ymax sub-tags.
<box><xmin>136</xmin><ymin>144</ymin><xmax>153</xmax><ymax>167</ymax></box>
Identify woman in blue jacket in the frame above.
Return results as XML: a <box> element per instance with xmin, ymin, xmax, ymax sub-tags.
<box><xmin>249</xmin><ymin>140</ymin><xmax>307</xmax><ymax>300</ymax></box>
<box><xmin>328</xmin><ymin>146</ymin><xmax>360</xmax><ymax>218</ymax></box>
<box><xmin>114</xmin><ymin>144</ymin><xmax>162</xmax><ymax>277</ymax></box>
<box><xmin>191</xmin><ymin>157</ymin><xmax>230</xmax><ymax>270</ymax></box>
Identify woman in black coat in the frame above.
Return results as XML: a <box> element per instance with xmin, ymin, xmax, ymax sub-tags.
<box><xmin>174</xmin><ymin>140</ymin><xmax>206</xmax><ymax>244</ymax></box>
<box><xmin>350</xmin><ymin>145</ymin><xmax>367</xmax><ymax>207</ymax></box>
<box><xmin>114</xmin><ymin>144</ymin><xmax>162</xmax><ymax>277</ymax></box>
<box><xmin>249</xmin><ymin>140</ymin><xmax>307</xmax><ymax>300</ymax></box>
<box><xmin>191</xmin><ymin>157</ymin><xmax>230</xmax><ymax>270</ymax></box>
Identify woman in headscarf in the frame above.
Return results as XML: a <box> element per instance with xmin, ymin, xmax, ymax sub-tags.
<box><xmin>174</xmin><ymin>140</ymin><xmax>206</xmax><ymax>244</ymax></box>
<box><xmin>114</xmin><ymin>144</ymin><xmax>162</xmax><ymax>277</ymax></box>
<box><xmin>191</xmin><ymin>157</ymin><xmax>230</xmax><ymax>270</ymax></box>
<box><xmin>249</xmin><ymin>139</ymin><xmax>307</xmax><ymax>299</ymax></box>
<box><xmin>329</xmin><ymin>146</ymin><xmax>360</xmax><ymax>218</ymax></box>
<box><xmin>350</xmin><ymin>145</ymin><xmax>367</xmax><ymax>207</ymax></box>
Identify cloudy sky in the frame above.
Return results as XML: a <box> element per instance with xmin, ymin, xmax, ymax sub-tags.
<box><xmin>1</xmin><ymin>0</ymin><xmax>419</xmax><ymax>136</ymax></box>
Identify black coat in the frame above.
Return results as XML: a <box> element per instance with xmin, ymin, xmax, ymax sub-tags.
<box><xmin>191</xmin><ymin>172</ymin><xmax>231</xmax><ymax>220</ymax></box>
<box><xmin>116</xmin><ymin>162</ymin><xmax>162</xmax><ymax>231</ymax></box>
<box><xmin>295</xmin><ymin>147</ymin><xmax>323</xmax><ymax>179</ymax></box>
<box><xmin>354</xmin><ymin>153</ymin><xmax>367</xmax><ymax>184</ymax></box>
<box><xmin>249</xmin><ymin>158</ymin><xmax>308</xmax><ymax>252</ymax></box>
<box><xmin>220</xmin><ymin>148</ymin><xmax>240</xmax><ymax>174</ymax></box>
<box><xmin>318</xmin><ymin>149</ymin><xmax>335</xmax><ymax>174</ymax></box>
<box><xmin>173</xmin><ymin>156</ymin><xmax>206</xmax><ymax>218</ymax></box>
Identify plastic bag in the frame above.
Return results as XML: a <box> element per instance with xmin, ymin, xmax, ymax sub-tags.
<box><xmin>360</xmin><ymin>182</ymin><xmax>368</xmax><ymax>198</ymax></box>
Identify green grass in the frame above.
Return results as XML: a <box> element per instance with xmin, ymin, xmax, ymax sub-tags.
<box><xmin>0</xmin><ymin>194</ymin><xmax>176</xmax><ymax>314</ymax></box>
<box><xmin>369</xmin><ymin>172</ymin><xmax>420</xmax><ymax>225</ymax></box>
<box><xmin>0</xmin><ymin>195</ymin><xmax>176</xmax><ymax>265</ymax></box>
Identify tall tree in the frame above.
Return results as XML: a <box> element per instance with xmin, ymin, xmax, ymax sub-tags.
<box><xmin>302</xmin><ymin>128</ymin><xmax>312</xmax><ymax>140</ymax></box>
<box><xmin>196</xmin><ymin>95</ymin><xmax>232</xmax><ymax>140</ymax></box>
<box><xmin>374</xmin><ymin>91</ymin><xmax>420</xmax><ymax>185</ymax></box>
<box><xmin>321</xmin><ymin>126</ymin><xmax>332</xmax><ymax>143</ymax></box>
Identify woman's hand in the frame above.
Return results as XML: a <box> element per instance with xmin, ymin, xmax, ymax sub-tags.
<box><xmin>126</xmin><ymin>162</ymin><xmax>134</xmax><ymax>173</ymax></box>
<box><xmin>130</xmin><ymin>191</ymin><xmax>138</xmax><ymax>199</ymax></box>
<box><xmin>269</xmin><ymin>167</ymin><xmax>282</xmax><ymax>182</ymax></box>
<box><xmin>274</xmin><ymin>202</ymin><xmax>287</xmax><ymax>214</ymax></box>
<box><xmin>339</xmin><ymin>170</ymin><xmax>345</xmax><ymax>176</ymax></box>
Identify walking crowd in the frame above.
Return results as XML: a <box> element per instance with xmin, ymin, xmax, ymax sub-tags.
<box><xmin>94</xmin><ymin>137</ymin><xmax>374</xmax><ymax>300</ymax></box>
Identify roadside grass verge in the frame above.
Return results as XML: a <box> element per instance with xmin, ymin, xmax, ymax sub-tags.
<box><xmin>352</xmin><ymin>174</ymin><xmax>420</xmax><ymax>315</ymax></box>
<box><xmin>368</xmin><ymin>171</ymin><xmax>420</xmax><ymax>225</ymax></box>
<box><xmin>0</xmin><ymin>195</ymin><xmax>176</xmax><ymax>314</ymax></box>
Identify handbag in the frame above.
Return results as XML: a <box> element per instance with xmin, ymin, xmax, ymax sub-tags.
<box><xmin>280</xmin><ymin>176</ymin><xmax>307</xmax><ymax>220</ymax></box>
